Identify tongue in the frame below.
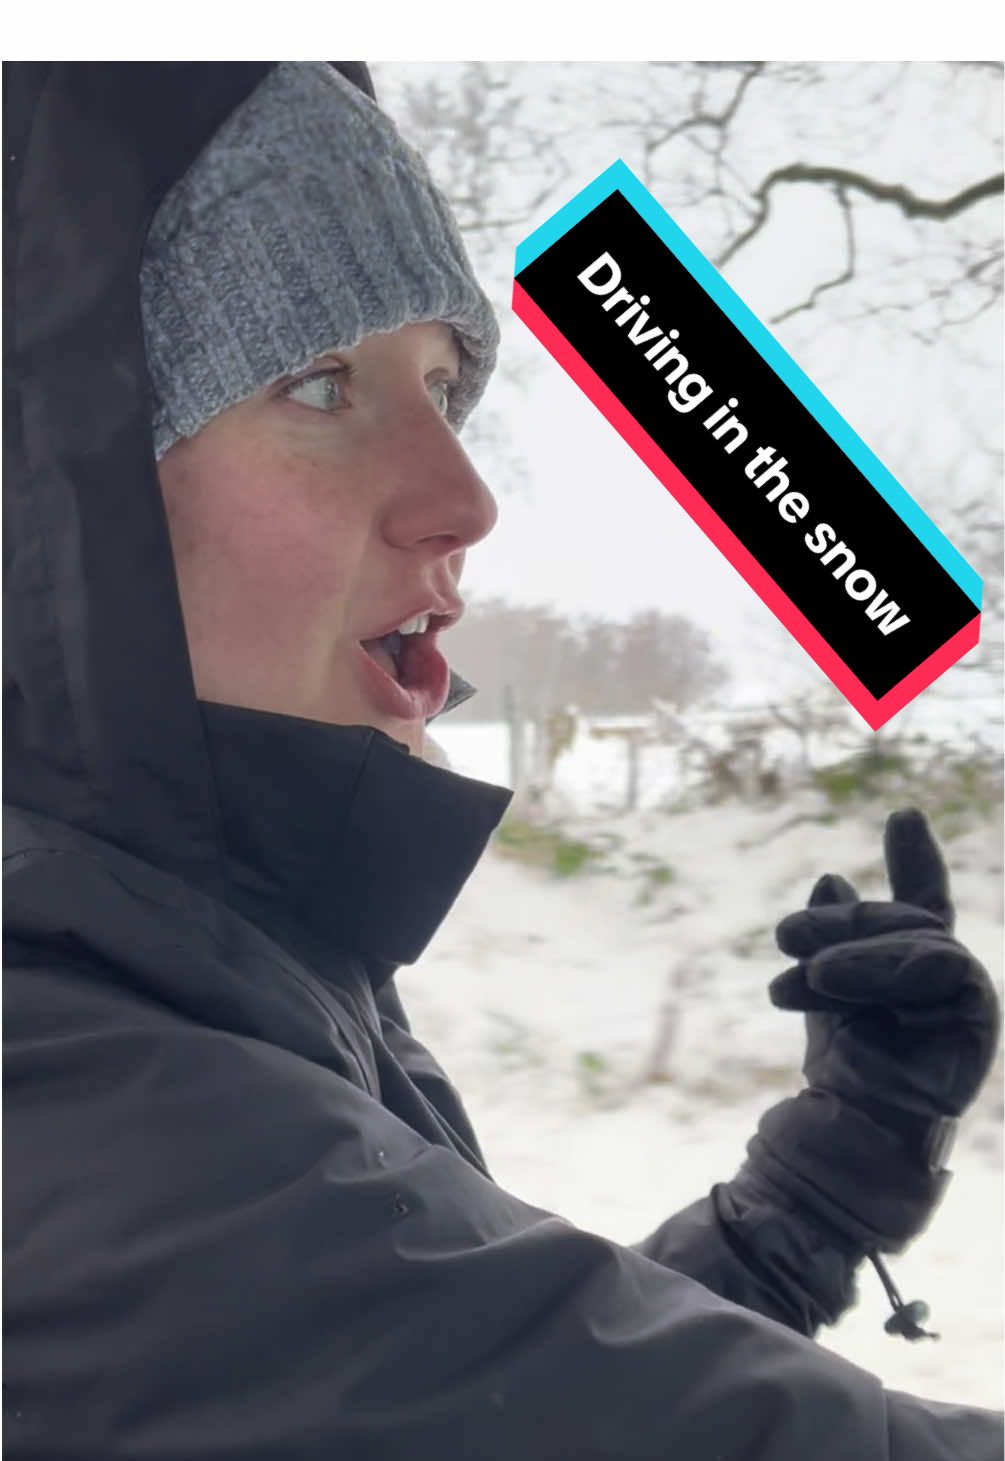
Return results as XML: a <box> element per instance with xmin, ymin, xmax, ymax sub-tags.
<box><xmin>362</xmin><ymin>634</ymin><xmax>401</xmax><ymax>682</ymax></box>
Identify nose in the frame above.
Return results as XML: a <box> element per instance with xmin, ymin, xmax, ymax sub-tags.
<box><xmin>381</xmin><ymin>413</ymin><xmax>498</xmax><ymax>559</ymax></box>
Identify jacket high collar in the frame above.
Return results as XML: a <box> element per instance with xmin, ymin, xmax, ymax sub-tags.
<box><xmin>199</xmin><ymin>702</ymin><xmax>510</xmax><ymax>983</ymax></box>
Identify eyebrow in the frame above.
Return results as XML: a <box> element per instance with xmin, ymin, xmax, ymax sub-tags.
<box><xmin>305</xmin><ymin>351</ymin><xmax>351</xmax><ymax>371</ymax></box>
<box><xmin>419</xmin><ymin>354</ymin><xmax>463</xmax><ymax>383</ymax></box>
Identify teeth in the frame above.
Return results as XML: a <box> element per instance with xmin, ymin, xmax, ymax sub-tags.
<box><xmin>396</xmin><ymin>613</ymin><xmax>430</xmax><ymax>636</ymax></box>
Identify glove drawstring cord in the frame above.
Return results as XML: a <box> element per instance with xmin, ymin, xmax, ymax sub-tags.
<box><xmin>868</xmin><ymin>1250</ymin><xmax>940</xmax><ymax>1341</ymax></box>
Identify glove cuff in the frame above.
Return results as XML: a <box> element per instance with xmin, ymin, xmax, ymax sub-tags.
<box><xmin>746</xmin><ymin>1088</ymin><xmax>953</xmax><ymax>1252</ymax></box>
<box><xmin>831</xmin><ymin>1092</ymin><xmax>959</xmax><ymax>1175</ymax></box>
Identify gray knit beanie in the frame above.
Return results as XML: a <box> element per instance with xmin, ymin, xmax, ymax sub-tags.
<box><xmin>141</xmin><ymin>62</ymin><xmax>499</xmax><ymax>459</ymax></box>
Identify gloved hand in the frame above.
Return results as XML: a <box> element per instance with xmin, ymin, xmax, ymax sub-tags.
<box><xmin>744</xmin><ymin>807</ymin><xmax>1000</xmax><ymax>1254</ymax></box>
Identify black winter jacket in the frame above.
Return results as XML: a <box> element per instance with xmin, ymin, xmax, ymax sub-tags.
<box><xmin>4</xmin><ymin>62</ymin><xmax>1002</xmax><ymax>1460</ymax></box>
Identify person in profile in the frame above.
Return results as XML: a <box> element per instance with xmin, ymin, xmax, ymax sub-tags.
<box><xmin>4</xmin><ymin>60</ymin><xmax>1001</xmax><ymax>1459</ymax></box>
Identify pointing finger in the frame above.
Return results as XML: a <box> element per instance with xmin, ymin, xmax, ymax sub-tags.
<box><xmin>884</xmin><ymin>808</ymin><xmax>954</xmax><ymax>930</ymax></box>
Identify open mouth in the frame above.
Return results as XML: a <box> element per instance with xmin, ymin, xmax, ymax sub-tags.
<box><xmin>357</xmin><ymin>613</ymin><xmax>455</xmax><ymax>721</ymax></box>
<box><xmin>360</xmin><ymin>612</ymin><xmax>452</xmax><ymax>684</ymax></box>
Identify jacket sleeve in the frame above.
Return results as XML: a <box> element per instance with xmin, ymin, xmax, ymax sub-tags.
<box><xmin>378</xmin><ymin>978</ymin><xmax>865</xmax><ymax>1339</ymax></box>
<box><xmin>629</xmin><ymin>1166</ymin><xmax>868</xmax><ymax>1337</ymax></box>
<box><xmin>8</xmin><ymin>966</ymin><xmax>999</xmax><ymax>1461</ymax></box>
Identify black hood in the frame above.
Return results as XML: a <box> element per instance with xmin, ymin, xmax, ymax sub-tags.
<box><xmin>3</xmin><ymin>61</ymin><xmax>510</xmax><ymax>969</ymax></box>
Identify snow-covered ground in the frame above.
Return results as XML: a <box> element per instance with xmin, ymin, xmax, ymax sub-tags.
<box><xmin>401</xmin><ymin>723</ymin><xmax>1004</xmax><ymax>1410</ymax></box>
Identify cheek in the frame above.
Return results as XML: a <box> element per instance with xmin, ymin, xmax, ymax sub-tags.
<box><xmin>163</xmin><ymin>441</ymin><xmax>363</xmax><ymax>632</ymax></box>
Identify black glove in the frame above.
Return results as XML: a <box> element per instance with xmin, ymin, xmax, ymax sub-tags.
<box><xmin>744</xmin><ymin>807</ymin><xmax>1000</xmax><ymax>1253</ymax></box>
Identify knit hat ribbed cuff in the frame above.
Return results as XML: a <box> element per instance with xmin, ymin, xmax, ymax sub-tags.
<box><xmin>141</xmin><ymin>63</ymin><xmax>499</xmax><ymax>458</ymax></box>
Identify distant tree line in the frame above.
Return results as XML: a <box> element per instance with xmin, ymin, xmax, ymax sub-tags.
<box><xmin>444</xmin><ymin>598</ymin><xmax>727</xmax><ymax>723</ymax></box>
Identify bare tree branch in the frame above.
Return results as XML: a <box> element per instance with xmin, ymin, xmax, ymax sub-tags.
<box><xmin>771</xmin><ymin>185</ymin><xmax>857</xmax><ymax>324</ymax></box>
<box><xmin>641</xmin><ymin>61</ymin><xmax>765</xmax><ymax>185</ymax></box>
<box><xmin>719</xmin><ymin>164</ymin><xmax>1003</xmax><ymax>268</ymax></box>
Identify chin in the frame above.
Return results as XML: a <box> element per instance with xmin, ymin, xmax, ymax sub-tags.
<box><xmin>371</xmin><ymin>716</ymin><xmax>423</xmax><ymax>757</ymax></box>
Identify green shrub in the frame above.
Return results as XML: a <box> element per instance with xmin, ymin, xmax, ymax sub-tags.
<box><xmin>575</xmin><ymin>1049</ymin><xmax>613</xmax><ymax>1103</ymax></box>
<box><xmin>812</xmin><ymin>747</ymin><xmax>915</xmax><ymax>804</ymax></box>
<box><xmin>493</xmin><ymin>816</ymin><xmax>599</xmax><ymax>877</ymax></box>
<box><xmin>552</xmin><ymin>839</ymin><xmax>594</xmax><ymax>877</ymax></box>
<box><xmin>633</xmin><ymin>859</ymin><xmax>677</xmax><ymax>906</ymax></box>
<box><xmin>807</xmin><ymin>744</ymin><xmax>1002</xmax><ymax>843</ymax></box>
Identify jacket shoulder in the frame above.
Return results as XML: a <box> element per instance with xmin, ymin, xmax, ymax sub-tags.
<box><xmin>4</xmin><ymin>804</ymin><xmax>379</xmax><ymax>1091</ymax></box>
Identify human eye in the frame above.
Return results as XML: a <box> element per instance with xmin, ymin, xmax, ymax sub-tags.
<box><xmin>281</xmin><ymin>366</ymin><xmax>352</xmax><ymax>414</ymax></box>
<box><xmin>428</xmin><ymin>378</ymin><xmax>453</xmax><ymax>418</ymax></box>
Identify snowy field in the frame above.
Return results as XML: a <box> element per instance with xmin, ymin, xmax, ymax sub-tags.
<box><xmin>402</xmin><ymin>720</ymin><xmax>1004</xmax><ymax>1411</ymax></box>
